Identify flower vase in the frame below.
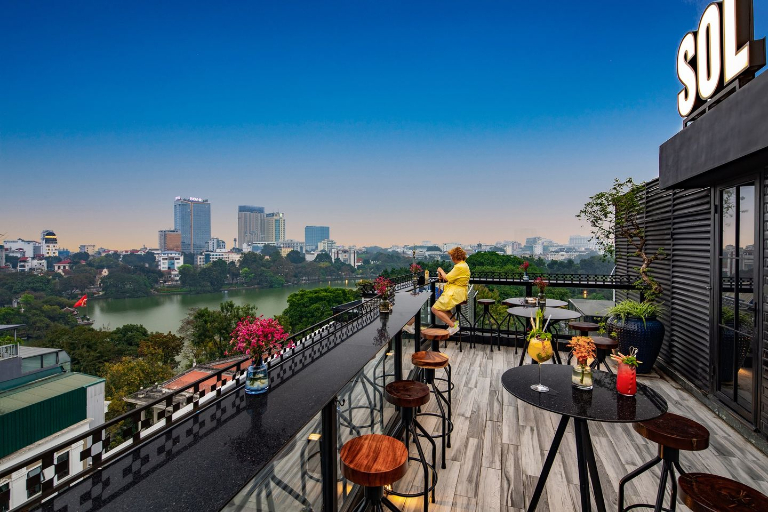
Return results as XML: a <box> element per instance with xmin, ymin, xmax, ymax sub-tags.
<box><xmin>379</xmin><ymin>299</ymin><xmax>391</xmax><ymax>314</ymax></box>
<box><xmin>538</xmin><ymin>292</ymin><xmax>546</xmax><ymax>310</ymax></box>
<box><xmin>245</xmin><ymin>360</ymin><xmax>269</xmax><ymax>395</ymax></box>
<box><xmin>616</xmin><ymin>362</ymin><xmax>637</xmax><ymax>396</ymax></box>
<box><xmin>572</xmin><ymin>362</ymin><xmax>593</xmax><ymax>390</ymax></box>
<box><xmin>523</xmin><ymin>272</ymin><xmax>529</xmax><ymax>281</ymax></box>
<box><xmin>412</xmin><ymin>275</ymin><xmax>419</xmax><ymax>289</ymax></box>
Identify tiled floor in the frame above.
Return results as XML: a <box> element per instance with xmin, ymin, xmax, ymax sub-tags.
<box><xmin>388</xmin><ymin>342</ymin><xmax>768</xmax><ymax>512</ymax></box>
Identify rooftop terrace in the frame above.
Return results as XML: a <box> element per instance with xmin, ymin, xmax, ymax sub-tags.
<box><xmin>6</xmin><ymin>277</ymin><xmax>768</xmax><ymax>511</ymax></box>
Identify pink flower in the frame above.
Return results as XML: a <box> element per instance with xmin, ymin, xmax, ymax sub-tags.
<box><xmin>374</xmin><ymin>276</ymin><xmax>393</xmax><ymax>296</ymax></box>
<box><xmin>519</xmin><ymin>261</ymin><xmax>530</xmax><ymax>271</ymax></box>
<box><xmin>229</xmin><ymin>316</ymin><xmax>290</xmax><ymax>363</ymax></box>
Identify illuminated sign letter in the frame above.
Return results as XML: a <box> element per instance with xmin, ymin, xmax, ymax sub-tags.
<box><xmin>697</xmin><ymin>3</ymin><xmax>722</xmax><ymax>100</ymax></box>
<box><xmin>677</xmin><ymin>32</ymin><xmax>699</xmax><ymax>117</ymax></box>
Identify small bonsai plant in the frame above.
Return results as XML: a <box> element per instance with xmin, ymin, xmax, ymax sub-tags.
<box><xmin>356</xmin><ymin>279</ymin><xmax>375</xmax><ymax>297</ymax></box>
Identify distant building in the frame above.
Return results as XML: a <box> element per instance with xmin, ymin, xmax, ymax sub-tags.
<box><xmin>17</xmin><ymin>256</ymin><xmax>47</xmax><ymax>273</ymax></box>
<box><xmin>173</xmin><ymin>197</ymin><xmax>211</xmax><ymax>254</ymax></box>
<box><xmin>158</xmin><ymin>230</ymin><xmax>182</xmax><ymax>252</ymax></box>
<box><xmin>78</xmin><ymin>244</ymin><xmax>96</xmax><ymax>255</ymax></box>
<box><xmin>53</xmin><ymin>260</ymin><xmax>72</xmax><ymax>275</ymax></box>
<box><xmin>0</xmin><ymin>245</ymin><xmax>4</xmax><ymax>269</ymax></box>
<box><xmin>568</xmin><ymin>234</ymin><xmax>597</xmax><ymax>250</ymax></box>
<box><xmin>265</xmin><ymin>212</ymin><xmax>285</xmax><ymax>243</ymax></box>
<box><xmin>318</xmin><ymin>239</ymin><xmax>335</xmax><ymax>252</ymax></box>
<box><xmin>3</xmin><ymin>239</ymin><xmax>41</xmax><ymax>259</ymax></box>
<box><xmin>40</xmin><ymin>230</ymin><xmax>58</xmax><ymax>257</ymax></box>
<box><xmin>156</xmin><ymin>252</ymin><xmax>184</xmax><ymax>271</ymax></box>
<box><xmin>206</xmin><ymin>238</ymin><xmax>226</xmax><ymax>252</ymax></box>
<box><xmin>331</xmin><ymin>247</ymin><xmax>358</xmax><ymax>267</ymax></box>
<box><xmin>0</xmin><ymin>343</ymin><xmax>104</xmax><ymax>511</ymax></box>
<box><xmin>237</xmin><ymin>206</ymin><xmax>266</xmax><ymax>249</ymax></box>
<box><xmin>304</xmin><ymin>226</ymin><xmax>329</xmax><ymax>251</ymax></box>
<box><xmin>276</xmin><ymin>239</ymin><xmax>305</xmax><ymax>253</ymax></box>
<box><xmin>196</xmin><ymin>251</ymin><xmax>242</xmax><ymax>265</ymax></box>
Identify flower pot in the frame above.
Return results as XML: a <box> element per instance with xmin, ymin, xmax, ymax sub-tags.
<box><xmin>572</xmin><ymin>364</ymin><xmax>593</xmax><ymax>390</ymax></box>
<box><xmin>245</xmin><ymin>361</ymin><xmax>269</xmax><ymax>395</ymax></box>
<box><xmin>606</xmin><ymin>316</ymin><xmax>665</xmax><ymax>374</ymax></box>
<box><xmin>538</xmin><ymin>293</ymin><xmax>546</xmax><ymax>311</ymax></box>
<box><xmin>379</xmin><ymin>299</ymin><xmax>392</xmax><ymax>314</ymax></box>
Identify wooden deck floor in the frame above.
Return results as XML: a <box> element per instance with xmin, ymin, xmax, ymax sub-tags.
<box><xmin>388</xmin><ymin>342</ymin><xmax>768</xmax><ymax>512</ymax></box>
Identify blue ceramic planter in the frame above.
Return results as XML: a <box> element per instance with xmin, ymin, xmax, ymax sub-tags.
<box><xmin>606</xmin><ymin>316</ymin><xmax>665</xmax><ymax>374</ymax></box>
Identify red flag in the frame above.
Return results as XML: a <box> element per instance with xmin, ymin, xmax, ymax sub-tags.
<box><xmin>73</xmin><ymin>295</ymin><xmax>88</xmax><ymax>308</ymax></box>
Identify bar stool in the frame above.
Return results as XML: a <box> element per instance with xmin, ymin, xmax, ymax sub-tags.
<box><xmin>451</xmin><ymin>300</ymin><xmax>474</xmax><ymax>350</ymax></box>
<box><xmin>340</xmin><ymin>434</ymin><xmax>408</xmax><ymax>512</ymax></box>
<box><xmin>566</xmin><ymin>321</ymin><xmax>600</xmax><ymax>365</ymax></box>
<box><xmin>678</xmin><ymin>473</ymin><xmax>768</xmax><ymax>511</ymax></box>
<box><xmin>500</xmin><ymin>298</ymin><xmax>520</xmax><ymax>353</ymax></box>
<box><xmin>384</xmin><ymin>381</ymin><xmax>437</xmax><ymax>512</ymax></box>
<box><xmin>619</xmin><ymin>412</ymin><xmax>710</xmax><ymax>512</ymax></box>
<box><xmin>475</xmin><ymin>299</ymin><xmax>501</xmax><ymax>351</ymax></box>
<box><xmin>591</xmin><ymin>336</ymin><xmax>618</xmax><ymax>373</ymax></box>
<box><xmin>412</xmin><ymin>350</ymin><xmax>452</xmax><ymax>469</ymax></box>
<box><xmin>419</xmin><ymin>328</ymin><xmax>455</xmax><ymax>416</ymax></box>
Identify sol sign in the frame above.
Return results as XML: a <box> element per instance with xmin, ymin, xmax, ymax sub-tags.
<box><xmin>677</xmin><ymin>0</ymin><xmax>765</xmax><ymax>117</ymax></box>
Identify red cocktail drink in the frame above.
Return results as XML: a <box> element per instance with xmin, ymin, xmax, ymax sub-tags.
<box><xmin>616</xmin><ymin>362</ymin><xmax>637</xmax><ymax>396</ymax></box>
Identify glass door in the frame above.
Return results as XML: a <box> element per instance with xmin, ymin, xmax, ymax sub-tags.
<box><xmin>716</xmin><ymin>182</ymin><xmax>758</xmax><ymax>421</ymax></box>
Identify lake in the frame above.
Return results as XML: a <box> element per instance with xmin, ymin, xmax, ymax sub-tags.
<box><xmin>85</xmin><ymin>280</ymin><xmax>356</xmax><ymax>333</ymax></box>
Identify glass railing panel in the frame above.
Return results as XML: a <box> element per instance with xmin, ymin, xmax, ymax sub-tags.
<box><xmin>221</xmin><ymin>410</ymin><xmax>324</xmax><ymax>512</ymax></box>
<box><xmin>336</xmin><ymin>340</ymin><xmax>397</xmax><ymax>510</ymax></box>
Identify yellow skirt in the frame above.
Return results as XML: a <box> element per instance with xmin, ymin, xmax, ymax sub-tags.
<box><xmin>433</xmin><ymin>285</ymin><xmax>468</xmax><ymax>311</ymax></box>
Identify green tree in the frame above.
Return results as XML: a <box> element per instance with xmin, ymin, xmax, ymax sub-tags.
<box><xmin>178</xmin><ymin>301</ymin><xmax>259</xmax><ymax>363</ymax></box>
<box><xmin>109</xmin><ymin>324</ymin><xmax>149</xmax><ymax>358</ymax></box>
<box><xmin>277</xmin><ymin>287</ymin><xmax>359</xmax><ymax>333</ymax></box>
<box><xmin>43</xmin><ymin>325</ymin><xmax>115</xmax><ymax>375</ymax></box>
<box><xmin>139</xmin><ymin>332</ymin><xmax>184</xmax><ymax>367</ymax></box>
<box><xmin>313</xmin><ymin>253</ymin><xmax>333</xmax><ymax>264</ymax></box>
<box><xmin>286</xmin><ymin>250</ymin><xmax>305</xmax><ymax>264</ymax></box>
<box><xmin>101</xmin><ymin>271</ymin><xmax>153</xmax><ymax>298</ymax></box>
<box><xmin>103</xmin><ymin>357</ymin><xmax>175</xmax><ymax>423</ymax></box>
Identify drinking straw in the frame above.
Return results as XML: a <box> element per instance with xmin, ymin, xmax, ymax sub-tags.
<box><xmin>542</xmin><ymin>315</ymin><xmax>552</xmax><ymax>332</ymax></box>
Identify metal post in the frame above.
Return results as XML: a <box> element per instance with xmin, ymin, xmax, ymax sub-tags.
<box><xmin>429</xmin><ymin>281</ymin><xmax>436</xmax><ymax>326</ymax></box>
<box><xmin>321</xmin><ymin>400</ymin><xmax>339</xmax><ymax>512</ymax></box>
<box><xmin>525</xmin><ymin>282</ymin><xmax>533</xmax><ymax>297</ymax></box>
<box><xmin>414</xmin><ymin>314</ymin><xmax>421</xmax><ymax>351</ymax></box>
<box><xmin>394</xmin><ymin>331</ymin><xmax>403</xmax><ymax>381</ymax></box>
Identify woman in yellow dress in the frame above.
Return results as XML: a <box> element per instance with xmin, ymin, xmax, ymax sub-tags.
<box><xmin>433</xmin><ymin>246</ymin><xmax>470</xmax><ymax>335</ymax></box>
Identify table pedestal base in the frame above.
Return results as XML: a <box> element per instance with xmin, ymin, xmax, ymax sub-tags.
<box><xmin>527</xmin><ymin>416</ymin><xmax>606</xmax><ymax>512</ymax></box>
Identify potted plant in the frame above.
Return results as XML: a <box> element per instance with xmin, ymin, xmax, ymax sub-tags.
<box><xmin>374</xmin><ymin>276</ymin><xmax>394</xmax><ymax>314</ymax></box>
<box><xmin>533</xmin><ymin>277</ymin><xmax>548</xmax><ymax>310</ymax></box>
<box><xmin>519</xmin><ymin>260</ymin><xmax>530</xmax><ymax>281</ymax></box>
<box><xmin>604</xmin><ymin>301</ymin><xmax>663</xmax><ymax>374</ymax></box>
<box><xmin>612</xmin><ymin>347</ymin><xmax>641</xmax><ymax>396</ymax></box>
<box><xmin>229</xmin><ymin>316</ymin><xmax>291</xmax><ymax>395</ymax></box>
<box><xmin>578</xmin><ymin>178</ymin><xmax>667</xmax><ymax>373</ymax></box>
<box><xmin>410</xmin><ymin>263</ymin><xmax>423</xmax><ymax>288</ymax></box>
<box><xmin>568</xmin><ymin>336</ymin><xmax>596</xmax><ymax>390</ymax></box>
<box><xmin>356</xmin><ymin>279</ymin><xmax>376</xmax><ymax>298</ymax></box>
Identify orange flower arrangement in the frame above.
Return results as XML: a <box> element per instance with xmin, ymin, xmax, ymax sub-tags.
<box><xmin>568</xmin><ymin>336</ymin><xmax>596</xmax><ymax>366</ymax></box>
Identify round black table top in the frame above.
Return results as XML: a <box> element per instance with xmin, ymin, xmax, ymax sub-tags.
<box><xmin>507</xmin><ymin>306</ymin><xmax>581</xmax><ymax>322</ymax></box>
<box><xmin>501</xmin><ymin>365</ymin><xmax>667</xmax><ymax>423</ymax></box>
<box><xmin>503</xmin><ymin>297</ymin><xmax>568</xmax><ymax>308</ymax></box>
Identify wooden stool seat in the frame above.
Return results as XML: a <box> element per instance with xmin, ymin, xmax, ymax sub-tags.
<box><xmin>592</xmin><ymin>336</ymin><xmax>618</xmax><ymax>349</ymax></box>
<box><xmin>412</xmin><ymin>351</ymin><xmax>449</xmax><ymax>369</ymax></box>
<box><xmin>340</xmin><ymin>434</ymin><xmax>409</xmax><ymax>488</ymax></box>
<box><xmin>569</xmin><ymin>321</ymin><xmax>600</xmax><ymax>332</ymax></box>
<box><xmin>634</xmin><ymin>412</ymin><xmax>710</xmax><ymax>452</ymax></box>
<box><xmin>679</xmin><ymin>473</ymin><xmax>768</xmax><ymax>512</ymax></box>
<box><xmin>421</xmin><ymin>327</ymin><xmax>450</xmax><ymax>341</ymax></box>
<box><xmin>477</xmin><ymin>299</ymin><xmax>496</xmax><ymax>305</ymax></box>
<box><xmin>385</xmin><ymin>380</ymin><xmax>430</xmax><ymax>408</ymax></box>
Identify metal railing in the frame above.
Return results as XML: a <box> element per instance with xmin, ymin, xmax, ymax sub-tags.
<box><xmin>0</xmin><ymin>343</ymin><xmax>19</xmax><ymax>359</ymax></box>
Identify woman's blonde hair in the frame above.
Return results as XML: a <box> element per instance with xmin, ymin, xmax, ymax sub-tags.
<box><xmin>447</xmin><ymin>246</ymin><xmax>467</xmax><ymax>262</ymax></box>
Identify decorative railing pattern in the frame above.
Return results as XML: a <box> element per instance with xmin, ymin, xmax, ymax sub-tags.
<box><xmin>469</xmin><ymin>271</ymin><xmax>635</xmax><ymax>288</ymax></box>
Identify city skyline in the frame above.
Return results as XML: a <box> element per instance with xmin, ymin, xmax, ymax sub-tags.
<box><xmin>2</xmin><ymin>2</ymin><xmax>767</xmax><ymax>249</ymax></box>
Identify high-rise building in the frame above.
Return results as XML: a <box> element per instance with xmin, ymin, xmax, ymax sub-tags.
<box><xmin>41</xmin><ymin>230</ymin><xmax>58</xmax><ymax>257</ymax></box>
<box><xmin>174</xmin><ymin>197</ymin><xmax>211</xmax><ymax>254</ymax></box>
<box><xmin>207</xmin><ymin>238</ymin><xmax>226</xmax><ymax>251</ymax></box>
<box><xmin>237</xmin><ymin>206</ymin><xmax>266</xmax><ymax>249</ymax></box>
<box><xmin>305</xmin><ymin>226</ymin><xmax>330</xmax><ymax>251</ymax></box>
<box><xmin>78</xmin><ymin>244</ymin><xmax>96</xmax><ymax>255</ymax></box>
<box><xmin>158</xmin><ymin>230</ymin><xmax>182</xmax><ymax>252</ymax></box>
<box><xmin>265</xmin><ymin>212</ymin><xmax>285</xmax><ymax>243</ymax></box>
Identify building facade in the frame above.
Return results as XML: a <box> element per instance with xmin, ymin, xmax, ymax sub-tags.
<box><xmin>156</xmin><ymin>252</ymin><xmax>184</xmax><ymax>271</ymax></box>
<box><xmin>304</xmin><ymin>226</ymin><xmax>329</xmax><ymax>251</ymax></box>
<box><xmin>206</xmin><ymin>238</ymin><xmax>226</xmax><ymax>251</ymax></box>
<box><xmin>636</xmin><ymin>5</ymin><xmax>768</xmax><ymax>441</ymax></box>
<box><xmin>3</xmin><ymin>239</ymin><xmax>40</xmax><ymax>259</ymax></box>
<box><xmin>158</xmin><ymin>230</ymin><xmax>181</xmax><ymax>252</ymax></box>
<box><xmin>173</xmin><ymin>198</ymin><xmax>211</xmax><ymax>254</ymax></box>
<box><xmin>265</xmin><ymin>212</ymin><xmax>285</xmax><ymax>243</ymax></box>
<box><xmin>237</xmin><ymin>206</ymin><xmax>266</xmax><ymax>249</ymax></box>
<box><xmin>40</xmin><ymin>231</ymin><xmax>58</xmax><ymax>257</ymax></box>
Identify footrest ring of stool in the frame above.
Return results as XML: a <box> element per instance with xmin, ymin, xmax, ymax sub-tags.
<box><xmin>413</xmin><ymin>412</ymin><xmax>454</xmax><ymax>440</ymax></box>
<box><xmin>385</xmin><ymin>456</ymin><xmax>438</xmax><ymax>499</ymax></box>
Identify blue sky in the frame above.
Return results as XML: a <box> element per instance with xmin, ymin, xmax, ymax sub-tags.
<box><xmin>2</xmin><ymin>1</ymin><xmax>767</xmax><ymax>249</ymax></box>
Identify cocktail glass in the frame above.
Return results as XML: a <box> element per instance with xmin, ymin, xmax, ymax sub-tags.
<box><xmin>528</xmin><ymin>337</ymin><xmax>553</xmax><ymax>392</ymax></box>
